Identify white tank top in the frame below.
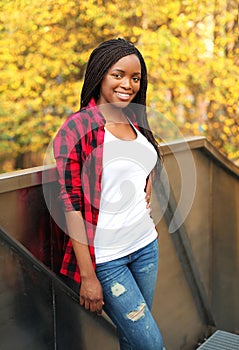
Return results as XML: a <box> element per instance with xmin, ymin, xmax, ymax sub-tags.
<box><xmin>94</xmin><ymin>122</ymin><xmax>158</xmax><ymax>263</ymax></box>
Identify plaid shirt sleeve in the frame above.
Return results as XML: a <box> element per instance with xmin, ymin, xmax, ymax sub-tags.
<box><xmin>54</xmin><ymin>115</ymin><xmax>84</xmax><ymax>212</ymax></box>
<box><xmin>53</xmin><ymin>113</ymin><xmax>89</xmax><ymax>283</ymax></box>
<box><xmin>53</xmin><ymin>104</ymin><xmax>105</xmax><ymax>283</ymax></box>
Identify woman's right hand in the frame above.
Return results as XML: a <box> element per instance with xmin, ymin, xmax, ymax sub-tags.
<box><xmin>64</xmin><ymin>212</ymin><xmax>105</xmax><ymax>315</ymax></box>
<box><xmin>80</xmin><ymin>275</ymin><xmax>104</xmax><ymax>315</ymax></box>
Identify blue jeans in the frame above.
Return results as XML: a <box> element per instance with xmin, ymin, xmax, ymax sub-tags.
<box><xmin>96</xmin><ymin>239</ymin><xmax>164</xmax><ymax>350</ymax></box>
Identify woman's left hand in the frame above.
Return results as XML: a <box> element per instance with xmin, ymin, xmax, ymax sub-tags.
<box><xmin>145</xmin><ymin>193</ymin><xmax>151</xmax><ymax>209</ymax></box>
<box><xmin>145</xmin><ymin>175</ymin><xmax>152</xmax><ymax>210</ymax></box>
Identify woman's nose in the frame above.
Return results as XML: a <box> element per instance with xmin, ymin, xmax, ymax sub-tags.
<box><xmin>120</xmin><ymin>77</ymin><xmax>131</xmax><ymax>89</ymax></box>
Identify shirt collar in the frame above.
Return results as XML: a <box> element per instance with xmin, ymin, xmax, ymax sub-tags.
<box><xmin>87</xmin><ymin>97</ymin><xmax>106</xmax><ymax>124</ymax></box>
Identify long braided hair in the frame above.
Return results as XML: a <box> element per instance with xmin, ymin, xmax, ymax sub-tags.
<box><xmin>80</xmin><ymin>38</ymin><xmax>162</xmax><ymax>176</ymax></box>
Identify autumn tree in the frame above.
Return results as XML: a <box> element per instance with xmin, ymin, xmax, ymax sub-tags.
<box><xmin>139</xmin><ymin>0</ymin><xmax>239</xmax><ymax>163</ymax></box>
<box><xmin>0</xmin><ymin>0</ymin><xmax>238</xmax><ymax>172</ymax></box>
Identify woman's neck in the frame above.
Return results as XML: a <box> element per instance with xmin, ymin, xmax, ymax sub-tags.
<box><xmin>97</xmin><ymin>103</ymin><xmax>128</xmax><ymax>124</ymax></box>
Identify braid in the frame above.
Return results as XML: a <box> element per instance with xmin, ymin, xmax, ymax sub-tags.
<box><xmin>80</xmin><ymin>38</ymin><xmax>162</xmax><ymax>174</ymax></box>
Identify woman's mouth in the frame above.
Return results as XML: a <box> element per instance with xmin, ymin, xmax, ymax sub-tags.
<box><xmin>115</xmin><ymin>91</ymin><xmax>132</xmax><ymax>100</ymax></box>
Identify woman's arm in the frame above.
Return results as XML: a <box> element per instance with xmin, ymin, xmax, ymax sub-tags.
<box><xmin>65</xmin><ymin>211</ymin><xmax>104</xmax><ymax>315</ymax></box>
<box><xmin>53</xmin><ymin>115</ymin><xmax>104</xmax><ymax>314</ymax></box>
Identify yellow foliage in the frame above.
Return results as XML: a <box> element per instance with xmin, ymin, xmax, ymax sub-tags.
<box><xmin>0</xmin><ymin>0</ymin><xmax>239</xmax><ymax>172</ymax></box>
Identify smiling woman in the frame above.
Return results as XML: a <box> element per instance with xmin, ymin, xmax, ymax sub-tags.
<box><xmin>97</xmin><ymin>55</ymin><xmax>142</xmax><ymax>141</ymax></box>
<box><xmin>53</xmin><ymin>38</ymin><xmax>164</xmax><ymax>350</ymax></box>
<box><xmin>98</xmin><ymin>54</ymin><xmax>141</xmax><ymax>106</ymax></box>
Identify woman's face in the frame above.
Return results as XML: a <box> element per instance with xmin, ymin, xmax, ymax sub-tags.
<box><xmin>97</xmin><ymin>54</ymin><xmax>141</xmax><ymax>108</ymax></box>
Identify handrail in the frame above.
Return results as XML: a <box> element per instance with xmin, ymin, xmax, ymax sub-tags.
<box><xmin>0</xmin><ymin>225</ymin><xmax>115</xmax><ymax>329</ymax></box>
<box><xmin>0</xmin><ymin>225</ymin><xmax>79</xmax><ymax>302</ymax></box>
<box><xmin>0</xmin><ymin>136</ymin><xmax>238</xmax><ymax>194</ymax></box>
<box><xmin>0</xmin><ymin>164</ymin><xmax>57</xmax><ymax>194</ymax></box>
<box><xmin>160</xmin><ymin>136</ymin><xmax>239</xmax><ymax>177</ymax></box>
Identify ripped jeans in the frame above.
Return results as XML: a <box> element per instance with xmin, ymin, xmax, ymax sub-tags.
<box><xmin>96</xmin><ymin>239</ymin><xmax>164</xmax><ymax>350</ymax></box>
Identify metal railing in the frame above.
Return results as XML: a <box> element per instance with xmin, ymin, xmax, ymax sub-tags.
<box><xmin>0</xmin><ymin>136</ymin><xmax>238</xmax><ymax>350</ymax></box>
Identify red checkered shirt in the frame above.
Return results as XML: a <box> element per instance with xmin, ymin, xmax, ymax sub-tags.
<box><xmin>54</xmin><ymin>98</ymin><xmax>138</xmax><ymax>283</ymax></box>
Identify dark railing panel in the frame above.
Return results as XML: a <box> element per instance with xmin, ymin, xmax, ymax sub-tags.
<box><xmin>54</xmin><ymin>284</ymin><xmax>117</xmax><ymax>350</ymax></box>
<box><xmin>0</xmin><ymin>227</ymin><xmax>118</xmax><ymax>350</ymax></box>
<box><xmin>0</xmin><ymin>185</ymin><xmax>52</xmax><ymax>268</ymax></box>
<box><xmin>211</xmin><ymin>162</ymin><xmax>239</xmax><ymax>331</ymax></box>
<box><xmin>0</xmin><ymin>229</ymin><xmax>54</xmax><ymax>350</ymax></box>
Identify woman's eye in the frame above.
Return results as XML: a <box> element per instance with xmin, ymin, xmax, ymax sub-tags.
<box><xmin>132</xmin><ymin>77</ymin><xmax>140</xmax><ymax>82</ymax></box>
<box><xmin>113</xmin><ymin>74</ymin><xmax>121</xmax><ymax>78</ymax></box>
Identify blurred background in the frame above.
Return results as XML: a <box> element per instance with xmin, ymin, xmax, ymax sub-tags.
<box><xmin>0</xmin><ymin>0</ymin><xmax>238</xmax><ymax>172</ymax></box>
